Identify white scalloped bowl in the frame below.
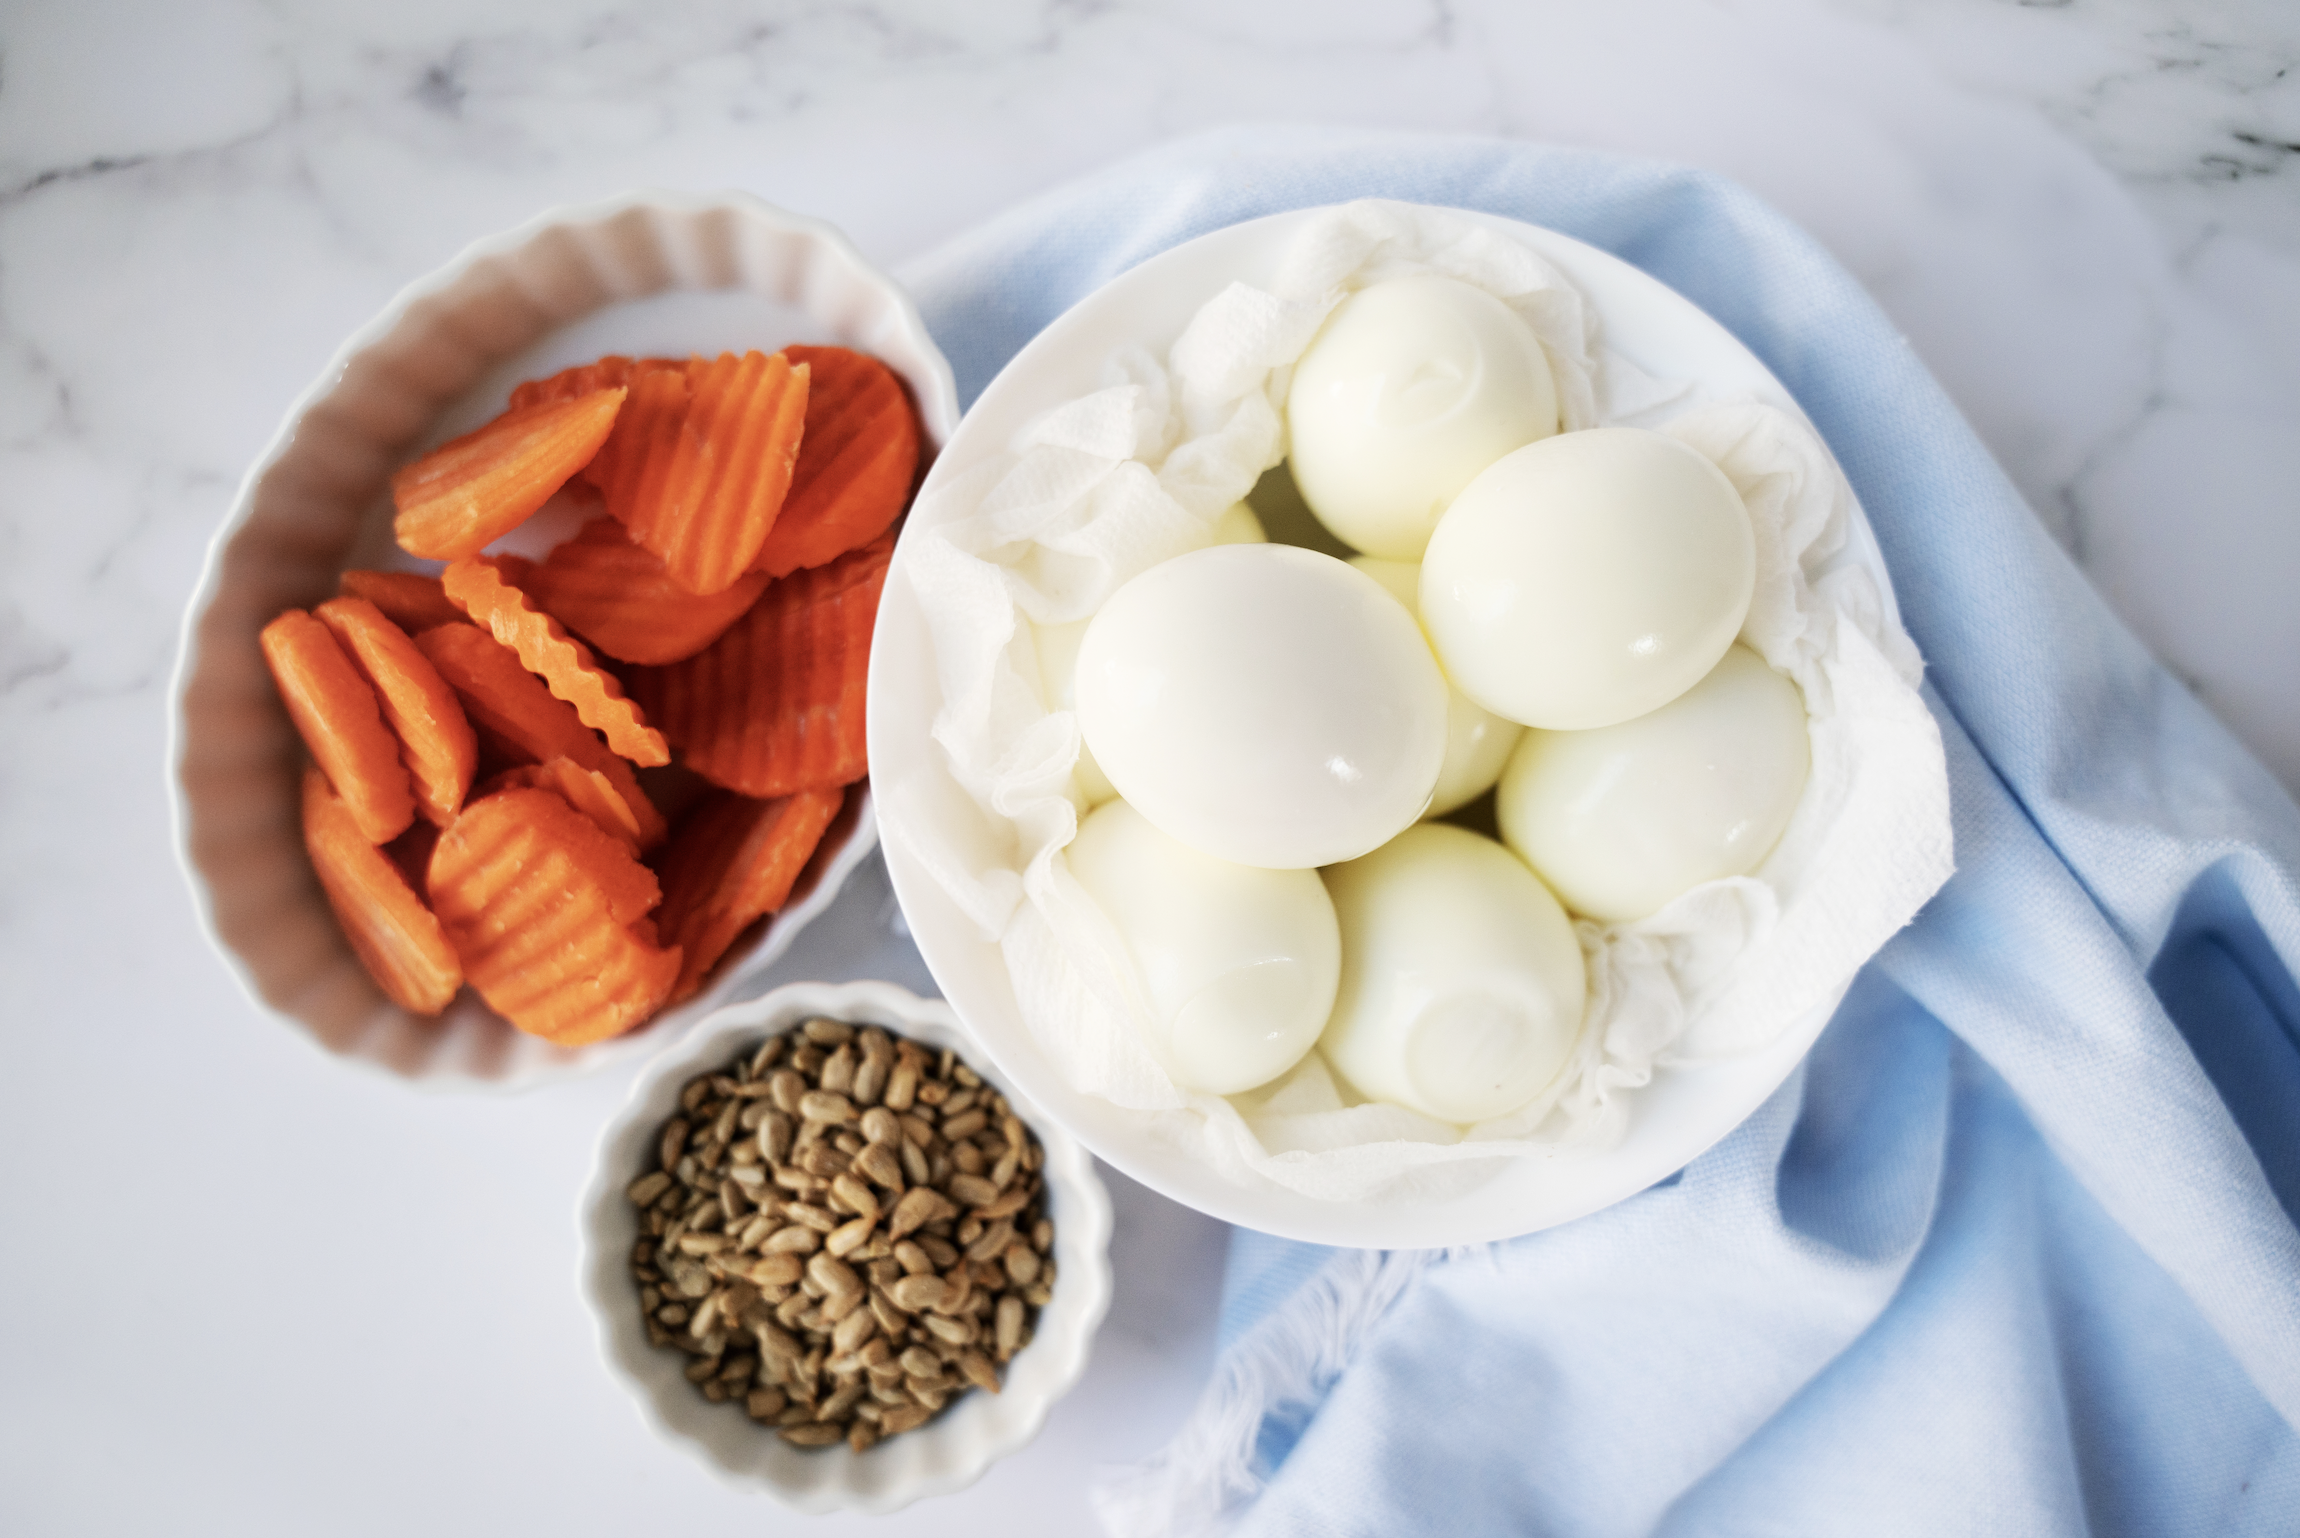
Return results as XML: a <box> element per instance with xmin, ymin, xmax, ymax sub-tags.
<box><xmin>578</xmin><ymin>979</ymin><xmax>1113</xmax><ymax>1512</ymax></box>
<box><xmin>170</xmin><ymin>191</ymin><xmax>959</xmax><ymax>1089</ymax></box>
<box><xmin>870</xmin><ymin>205</ymin><xmax>1918</xmax><ymax>1247</ymax></box>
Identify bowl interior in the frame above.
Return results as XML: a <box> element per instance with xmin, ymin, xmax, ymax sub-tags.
<box><xmin>870</xmin><ymin>205</ymin><xmax>1886</xmax><ymax>1246</ymax></box>
<box><xmin>175</xmin><ymin>193</ymin><xmax>955</xmax><ymax>1087</ymax></box>
<box><xmin>579</xmin><ymin>979</ymin><xmax>1113</xmax><ymax>1512</ymax></box>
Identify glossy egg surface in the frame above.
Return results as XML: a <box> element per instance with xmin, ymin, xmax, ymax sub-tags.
<box><xmin>1497</xmin><ymin>643</ymin><xmax>1811</xmax><ymax>923</ymax></box>
<box><xmin>1286</xmin><ymin>277</ymin><xmax>1559</xmax><ymax>562</ymax></box>
<box><xmin>1066</xmin><ymin>800</ymin><xmax>1339</xmax><ymax>1095</ymax></box>
<box><xmin>1075</xmin><ymin>544</ymin><xmax>1448</xmax><ymax>870</ymax></box>
<box><xmin>1420</xmin><ymin>426</ymin><xmax>1754</xmax><ymax>731</ymax></box>
<box><xmin>1319</xmin><ymin>823</ymin><xmax>1586</xmax><ymax>1124</ymax></box>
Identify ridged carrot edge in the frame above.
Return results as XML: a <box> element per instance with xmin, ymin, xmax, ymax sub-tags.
<box><xmin>654</xmin><ymin>786</ymin><xmax>846</xmax><ymax>1003</ymax></box>
<box><xmin>629</xmin><ymin>531</ymin><xmax>891</xmax><ymax>796</ymax></box>
<box><xmin>750</xmin><ymin>345</ymin><xmax>919</xmax><ymax>579</ymax></box>
<box><xmin>440</xmin><ymin>556</ymin><xmax>670</xmax><ymax>766</ymax></box>
<box><xmin>591</xmin><ymin>351</ymin><xmax>809</xmax><ymax>595</ymax></box>
<box><xmin>427</xmin><ymin>788</ymin><xmax>678</xmax><ymax>1046</ymax></box>
<box><xmin>523</xmin><ymin>516</ymin><xmax>769</xmax><ymax>665</ymax></box>
<box><xmin>414</xmin><ymin>623</ymin><xmax>669</xmax><ymax>848</ymax></box>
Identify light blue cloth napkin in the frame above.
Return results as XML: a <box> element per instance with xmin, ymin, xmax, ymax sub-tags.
<box><xmin>898</xmin><ymin>127</ymin><xmax>2300</xmax><ymax>1535</ymax></box>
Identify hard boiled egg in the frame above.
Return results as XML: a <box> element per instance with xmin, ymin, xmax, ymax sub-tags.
<box><xmin>1420</xmin><ymin>427</ymin><xmax>1755</xmax><ymax>730</ymax></box>
<box><xmin>1286</xmin><ymin>277</ymin><xmax>1559</xmax><ymax>562</ymax></box>
<box><xmin>1350</xmin><ymin>556</ymin><xmax>1524</xmax><ymax>817</ymax></box>
<box><xmin>1074</xmin><ymin>544</ymin><xmax>1448</xmax><ymax>869</ymax></box>
<box><xmin>1319</xmin><ymin>823</ymin><xmax>1587</xmax><ymax>1124</ymax></box>
<box><xmin>1036</xmin><ymin>500</ymin><xmax>1270</xmax><ymax>809</ymax></box>
<box><xmin>1497</xmin><ymin>643</ymin><xmax>1811</xmax><ymax>923</ymax></box>
<box><xmin>1066</xmin><ymin>800</ymin><xmax>1339</xmax><ymax>1095</ymax></box>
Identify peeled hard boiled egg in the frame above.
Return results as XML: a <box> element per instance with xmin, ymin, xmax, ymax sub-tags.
<box><xmin>1075</xmin><ymin>544</ymin><xmax>1448</xmax><ymax>869</ymax></box>
<box><xmin>1420</xmin><ymin>427</ymin><xmax>1755</xmax><ymax>731</ymax></box>
<box><xmin>1286</xmin><ymin>277</ymin><xmax>1559</xmax><ymax>562</ymax></box>
<box><xmin>1036</xmin><ymin>501</ymin><xmax>1271</xmax><ymax>809</ymax></box>
<box><xmin>1350</xmin><ymin>556</ymin><xmax>1524</xmax><ymax>817</ymax></box>
<box><xmin>1319</xmin><ymin>823</ymin><xmax>1586</xmax><ymax>1124</ymax></box>
<box><xmin>1497</xmin><ymin>644</ymin><xmax>1811</xmax><ymax>923</ymax></box>
<box><xmin>1066</xmin><ymin>800</ymin><xmax>1339</xmax><ymax>1095</ymax></box>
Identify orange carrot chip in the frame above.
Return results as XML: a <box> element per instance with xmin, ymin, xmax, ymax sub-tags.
<box><xmin>630</xmin><ymin>532</ymin><xmax>891</xmax><ymax>796</ymax></box>
<box><xmin>750</xmin><ymin>345</ymin><xmax>920</xmax><ymax>579</ymax></box>
<box><xmin>316</xmin><ymin>596</ymin><xmax>478</xmax><ymax>828</ymax></box>
<box><xmin>261</xmin><ymin>608</ymin><xmax>417</xmax><ymax>845</ymax></box>
<box><xmin>302</xmin><ymin>767</ymin><xmax>461</xmax><ymax>1015</ymax></box>
<box><xmin>392</xmin><ymin>387</ymin><xmax>626</xmax><ymax>561</ymax></box>
<box><xmin>654</xmin><ymin>787</ymin><xmax>846</xmax><ymax>1003</ymax></box>
<box><xmin>427</xmin><ymin>787</ymin><xmax>678</xmax><ymax>1046</ymax></box>
<box><xmin>441</xmin><ymin>555</ymin><xmax>670</xmax><ymax>766</ymax></box>
<box><xmin>587</xmin><ymin>351</ymin><xmax>809</xmax><ymax>595</ymax></box>
<box><xmin>337</xmin><ymin>569</ymin><xmax>465</xmax><ymax>634</ymax></box>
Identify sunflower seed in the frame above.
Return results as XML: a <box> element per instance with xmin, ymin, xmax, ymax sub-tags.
<box><xmin>799</xmin><ymin>1090</ymin><xmax>855</xmax><ymax>1125</ymax></box>
<box><xmin>947</xmin><ymin>1172</ymin><xmax>1000</xmax><ymax>1209</ymax></box>
<box><xmin>888</xmin><ymin>1274</ymin><xmax>950</xmax><ymax>1314</ymax></box>
<box><xmin>779</xmin><ymin>1423</ymin><xmax>843</xmax><ymax>1447</ymax></box>
<box><xmin>956</xmin><ymin>1350</ymin><xmax>1001</xmax><ymax>1395</ymax></box>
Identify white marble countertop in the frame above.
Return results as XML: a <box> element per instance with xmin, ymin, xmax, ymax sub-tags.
<box><xmin>3</xmin><ymin>1</ymin><xmax>2295</xmax><ymax>1532</ymax></box>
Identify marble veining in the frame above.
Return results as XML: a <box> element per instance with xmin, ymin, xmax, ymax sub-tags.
<box><xmin>1</xmin><ymin>3</ymin><xmax>2296</xmax><ymax>1535</ymax></box>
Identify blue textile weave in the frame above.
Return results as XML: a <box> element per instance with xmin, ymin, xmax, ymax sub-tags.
<box><xmin>898</xmin><ymin>127</ymin><xmax>2300</xmax><ymax>1535</ymax></box>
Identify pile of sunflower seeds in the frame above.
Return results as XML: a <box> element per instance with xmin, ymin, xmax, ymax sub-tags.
<box><xmin>626</xmin><ymin>1019</ymin><xmax>1055</xmax><ymax>1452</ymax></box>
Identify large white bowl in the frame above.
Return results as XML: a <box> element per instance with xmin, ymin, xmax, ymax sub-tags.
<box><xmin>171</xmin><ymin>191</ymin><xmax>959</xmax><ymax>1088</ymax></box>
<box><xmin>869</xmin><ymin>206</ymin><xmax>1906</xmax><ymax>1248</ymax></box>
<box><xmin>577</xmin><ymin>979</ymin><xmax>1113</xmax><ymax>1512</ymax></box>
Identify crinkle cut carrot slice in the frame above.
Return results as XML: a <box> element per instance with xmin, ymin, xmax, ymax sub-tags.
<box><xmin>315</xmin><ymin>596</ymin><xmax>478</xmax><ymax>828</ymax></box>
<box><xmin>477</xmin><ymin>783</ymin><xmax>661</xmax><ymax>927</ymax></box>
<box><xmin>392</xmin><ymin>387</ymin><xmax>626</xmax><ymax>561</ymax></box>
<box><xmin>629</xmin><ymin>532</ymin><xmax>891</xmax><ymax>797</ymax></box>
<box><xmin>261</xmin><ymin>608</ymin><xmax>416</xmax><ymax>845</ymax></box>
<box><xmin>521</xmin><ymin>516</ymin><xmax>769</xmax><ymax>665</ymax></box>
<box><xmin>302</xmin><ymin>768</ymin><xmax>461</xmax><ymax>1015</ymax></box>
<box><xmin>588</xmin><ymin>351</ymin><xmax>809</xmax><ymax>595</ymax></box>
<box><xmin>414</xmin><ymin>623</ymin><xmax>668</xmax><ymax>849</ymax></box>
<box><xmin>427</xmin><ymin>788</ymin><xmax>677</xmax><ymax>1046</ymax></box>
<box><xmin>750</xmin><ymin>346</ymin><xmax>919</xmax><ymax>579</ymax></box>
<box><xmin>337</xmin><ymin>570</ymin><xmax>465</xmax><ymax>634</ymax></box>
<box><xmin>654</xmin><ymin>786</ymin><xmax>846</xmax><ymax>1003</ymax></box>
<box><xmin>440</xmin><ymin>555</ymin><xmax>670</xmax><ymax>766</ymax></box>
<box><xmin>478</xmin><ymin>758</ymin><xmax>647</xmax><ymax>854</ymax></box>
<box><xmin>507</xmin><ymin>355</ymin><xmax>678</xmax><ymax>413</ymax></box>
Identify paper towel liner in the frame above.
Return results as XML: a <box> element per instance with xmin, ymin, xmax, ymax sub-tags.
<box><xmin>885</xmin><ymin>201</ymin><xmax>1953</xmax><ymax>1203</ymax></box>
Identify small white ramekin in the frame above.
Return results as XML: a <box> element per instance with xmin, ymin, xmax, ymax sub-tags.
<box><xmin>576</xmin><ymin>979</ymin><xmax>1113</xmax><ymax>1512</ymax></box>
<box><xmin>170</xmin><ymin>191</ymin><xmax>959</xmax><ymax>1089</ymax></box>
